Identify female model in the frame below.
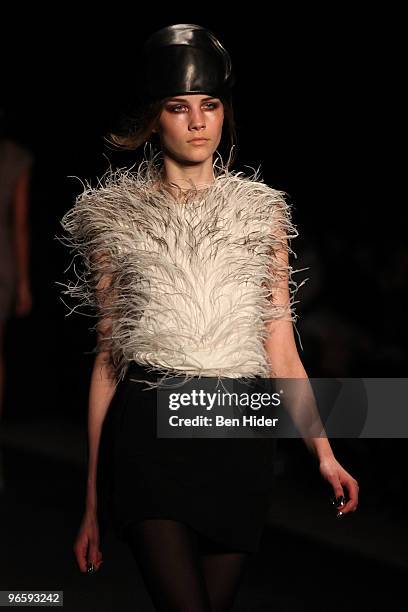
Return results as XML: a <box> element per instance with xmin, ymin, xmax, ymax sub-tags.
<box><xmin>58</xmin><ymin>24</ymin><xmax>359</xmax><ymax>611</ymax></box>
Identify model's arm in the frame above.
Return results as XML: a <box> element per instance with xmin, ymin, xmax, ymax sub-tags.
<box><xmin>264</xmin><ymin>260</ymin><xmax>331</xmax><ymax>462</ymax></box>
<box><xmin>85</xmin><ymin>349</ymin><xmax>117</xmax><ymax>513</ymax></box>
<box><xmin>74</xmin><ymin>344</ymin><xmax>116</xmax><ymax>572</ymax></box>
<box><xmin>85</xmin><ymin>254</ymin><xmax>117</xmax><ymax>514</ymax></box>
<box><xmin>73</xmin><ymin>252</ymin><xmax>116</xmax><ymax>573</ymax></box>
<box><xmin>264</xmin><ymin>235</ymin><xmax>359</xmax><ymax>515</ymax></box>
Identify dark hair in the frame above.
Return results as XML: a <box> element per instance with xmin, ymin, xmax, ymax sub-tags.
<box><xmin>104</xmin><ymin>95</ymin><xmax>238</xmax><ymax>169</ymax></box>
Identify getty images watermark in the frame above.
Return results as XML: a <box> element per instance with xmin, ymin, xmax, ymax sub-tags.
<box><xmin>146</xmin><ymin>377</ymin><xmax>408</xmax><ymax>439</ymax></box>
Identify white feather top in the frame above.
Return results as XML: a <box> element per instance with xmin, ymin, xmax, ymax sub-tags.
<box><xmin>57</xmin><ymin>150</ymin><xmax>307</xmax><ymax>389</ymax></box>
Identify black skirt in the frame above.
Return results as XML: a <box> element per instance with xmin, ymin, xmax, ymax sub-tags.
<box><xmin>97</xmin><ymin>361</ymin><xmax>276</xmax><ymax>553</ymax></box>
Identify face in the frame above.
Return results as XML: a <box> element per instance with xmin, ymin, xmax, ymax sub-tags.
<box><xmin>152</xmin><ymin>94</ymin><xmax>224</xmax><ymax>163</ymax></box>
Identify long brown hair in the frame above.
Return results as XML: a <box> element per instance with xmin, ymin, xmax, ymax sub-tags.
<box><xmin>105</xmin><ymin>96</ymin><xmax>238</xmax><ymax>169</ymax></box>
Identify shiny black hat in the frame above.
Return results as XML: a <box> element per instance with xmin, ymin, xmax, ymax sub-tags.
<box><xmin>141</xmin><ymin>23</ymin><xmax>235</xmax><ymax>102</ymax></box>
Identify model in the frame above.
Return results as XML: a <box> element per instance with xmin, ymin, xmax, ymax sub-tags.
<box><xmin>57</xmin><ymin>24</ymin><xmax>359</xmax><ymax>611</ymax></box>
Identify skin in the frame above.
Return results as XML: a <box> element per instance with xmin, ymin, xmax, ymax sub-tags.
<box><xmin>73</xmin><ymin>94</ymin><xmax>359</xmax><ymax>575</ymax></box>
<box><xmin>152</xmin><ymin>94</ymin><xmax>224</xmax><ymax>194</ymax></box>
<box><xmin>263</xmin><ymin>249</ymin><xmax>360</xmax><ymax>514</ymax></box>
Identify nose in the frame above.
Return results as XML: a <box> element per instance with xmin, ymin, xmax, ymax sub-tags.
<box><xmin>189</xmin><ymin>107</ymin><xmax>206</xmax><ymax>131</ymax></box>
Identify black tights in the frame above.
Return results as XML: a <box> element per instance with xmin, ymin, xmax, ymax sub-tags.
<box><xmin>125</xmin><ymin>519</ymin><xmax>249</xmax><ymax>611</ymax></box>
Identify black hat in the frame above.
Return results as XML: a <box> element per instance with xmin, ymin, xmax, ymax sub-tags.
<box><xmin>141</xmin><ymin>23</ymin><xmax>234</xmax><ymax>102</ymax></box>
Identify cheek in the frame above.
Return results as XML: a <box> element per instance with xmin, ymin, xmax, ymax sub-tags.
<box><xmin>211</xmin><ymin>112</ymin><xmax>224</xmax><ymax>135</ymax></box>
<box><xmin>161</xmin><ymin>117</ymin><xmax>187</xmax><ymax>141</ymax></box>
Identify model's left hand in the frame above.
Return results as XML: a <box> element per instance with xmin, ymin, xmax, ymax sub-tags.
<box><xmin>319</xmin><ymin>456</ymin><xmax>359</xmax><ymax>516</ymax></box>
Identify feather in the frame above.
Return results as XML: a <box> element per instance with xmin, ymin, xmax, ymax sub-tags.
<box><xmin>55</xmin><ymin>147</ymin><xmax>309</xmax><ymax>390</ymax></box>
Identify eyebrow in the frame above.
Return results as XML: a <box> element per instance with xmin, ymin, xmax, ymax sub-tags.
<box><xmin>166</xmin><ymin>96</ymin><xmax>217</xmax><ymax>103</ymax></box>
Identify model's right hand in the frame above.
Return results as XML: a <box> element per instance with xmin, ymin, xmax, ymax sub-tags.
<box><xmin>73</xmin><ymin>511</ymin><xmax>104</xmax><ymax>573</ymax></box>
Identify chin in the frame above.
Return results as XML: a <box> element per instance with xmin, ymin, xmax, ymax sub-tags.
<box><xmin>180</xmin><ymin>148</ymin><xmax>212</xmax><ymax>163</ymax></box>
<box><xmin>165</xmin><ymin>144</ymin><xmax>213</xmax><ymax>165</ymax></box>
<box><xmin>188</xmin><ymin>144</ymin><xmax>215</xmax><ymax>156</ymax></box>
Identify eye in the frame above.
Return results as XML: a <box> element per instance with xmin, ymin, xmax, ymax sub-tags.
<box><xmin>166</xmin><ymin>102</ymin><xmax>220</xmax><ymax>113</ymax></box>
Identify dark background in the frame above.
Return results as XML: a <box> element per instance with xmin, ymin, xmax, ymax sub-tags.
<box><xmin>0</xmin><ymin>12</ymin><xmax>406</xmax><ymax>611</ymax></box>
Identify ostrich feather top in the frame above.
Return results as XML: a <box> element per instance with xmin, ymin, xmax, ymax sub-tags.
<box><xmin>57</xmin><ymin>149</ymin><xmax>308</xmax><ymax>390</ymax></box>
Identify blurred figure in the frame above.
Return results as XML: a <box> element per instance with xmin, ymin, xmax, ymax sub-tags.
<box><xmin>0</xmin><ymin>107</ymin><xmax>33</xmax><ymax>489</ymax></box>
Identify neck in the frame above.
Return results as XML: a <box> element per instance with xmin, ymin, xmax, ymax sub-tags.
<box><xmin>161</xmin><ymin>155</ymin><xmax>215</xmax><ymax>193</ymax></box>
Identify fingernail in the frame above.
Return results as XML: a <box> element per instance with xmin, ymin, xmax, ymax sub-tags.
<box><xmin>330</xmin><ymin>495</ymin><xmax>345</xmax><ymax>506</ymax></box>
<box><xmin>87</xmin><ymin>562</ymin><xmax>95</xmax><ymax>573</ymax></box>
